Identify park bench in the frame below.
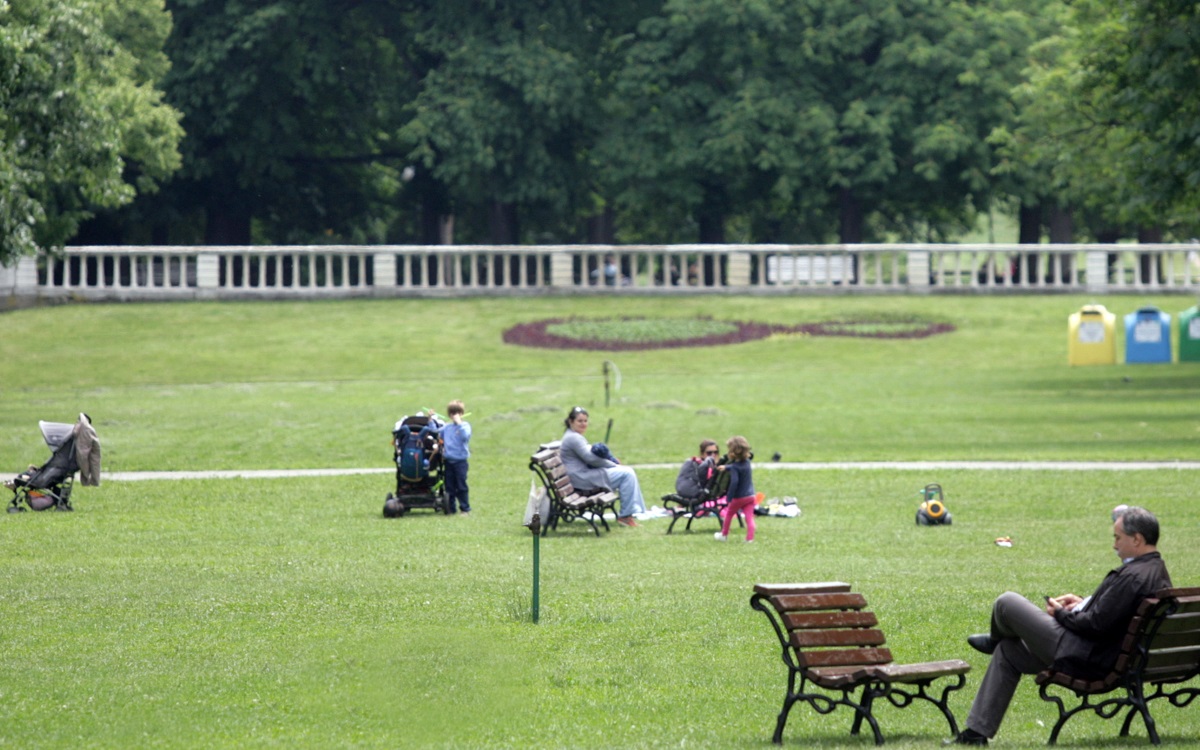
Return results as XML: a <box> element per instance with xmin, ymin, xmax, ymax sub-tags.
<box><xmin>528</xmin><ymin>441</ymin><xmax>618</xmax><ymax>537</ymax></box>
<box><xmin>750</xmin><ymin>582</ymin><xmax>971</xmax><ymax>745</ymax></box>
<box><xmin>1035</xmin><ymin>586</ymin><xmax>1200</xmax><ymax>745</ymax></box>
<box><xmin>660</xmin><ymin>463</ymin><xmax>734</xmax><ymax>535</ymax></box>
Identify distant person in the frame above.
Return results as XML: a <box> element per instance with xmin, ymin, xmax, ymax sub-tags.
<box><xmin>559</xmin><ymin>406</ymin><xmax>645</xmax><ymax>527</ymax></box>
<box><xmin>676</xmin><ymin>439</ymin><xmax>721</xmax><ymax>499</ymax></box>
<box><xmin>949</xmin><ymin>506</ymin><xmax>1171</xmax><ymax>745</ymax></box>
<box><xmin>439</xmin><ymin>400</ymin><xmax>472</xmax><ymax>515</ymax></box>
<box><xmin>714</xmin><ymin>435</ymin><xmax>756</xmax><ymax>543</ymax></box>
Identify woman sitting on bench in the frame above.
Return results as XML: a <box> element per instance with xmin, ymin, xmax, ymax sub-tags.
<box><xmin>560</xmin><ymin>406</ymin><xmax>646</xmax><ymax>527</ymax></box>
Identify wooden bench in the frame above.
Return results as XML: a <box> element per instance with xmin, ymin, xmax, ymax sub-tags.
<box><xmin>750</xmin><ymin>582</ymin><xmax>971</xmax><ymax>745</ymax></box>
<box><xmin>1035</xmin><ymin>586</ymin><xmax>1200</xmax><ymax>745</ymax></box>
<box><xmin>528</xmin><ymin>442</ymin><xmax>618</xmax><ymax>537</ymax></box>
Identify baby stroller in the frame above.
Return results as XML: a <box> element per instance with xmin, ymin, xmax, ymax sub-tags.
<box><xmin>6</xmin><ymin>414</ymin><xmax>101</xmax><ymax>513</ymax></box>
<box><xmin>661</xmin><ymin>456</ymin><xmax>735</xmax><ymax>534</ymax></box>
<box><xmin>383</xmin><ymin>413</ymin><xmax>448</xmax><ymax>517</ymax></box>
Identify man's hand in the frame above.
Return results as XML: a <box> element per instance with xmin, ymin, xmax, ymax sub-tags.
<box><xmin>1050</xmin><ymin>593</ymin><xmax>1083</xmax><ymax>614</ymax></box>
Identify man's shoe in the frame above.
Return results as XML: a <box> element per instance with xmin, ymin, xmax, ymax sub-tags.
<box><xmin>616</xmin><ymin>517</ymin><xmax>638</xmax><ymax>527</ymax></box>
<box><xmin>967</xmin><ymin>633</ymin><xmax>998</xmax><ymax>655</ymax></box>
<box><xmin>944</xmin><ymin>729</ymin><xmax>988</xmax><ymax>746</ymax></box>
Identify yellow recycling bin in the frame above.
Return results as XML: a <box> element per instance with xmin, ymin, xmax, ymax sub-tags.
<box><xmin>1068</xmin><ymin>304</ymin><xmax>1116</xmax><ymax>365</ymax></box>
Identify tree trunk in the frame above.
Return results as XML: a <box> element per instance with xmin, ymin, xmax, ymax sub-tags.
<box><xmin>1137</xmin><ymin>226</ymin><xmax>1163</xmax><ymax>283</ymax></box>
<box><xmin>586</xmin><ymin>206</ymin><xmax>616</xmax><ymax>244</ymax></box>
<box><xmin>204</xmin><ymin>206</ymin><xmax>251</xmax><ymax>245</ymax></box>
<box><xmin>1047</xmin><ymin>205</ymin><xmax>1074</xmax><ymax>283</ymax></box>
<box><xmin>1014</xmin><ymin>204</ymin><xmax>1041</xmax><ymax>284</ymax></box>
<box><xmin>488</xmin><ymin>200</ymin><xmax>519</xmax><ymax>244</ymax></box>
<box><xmin>697</xmin><ymin>191</ymin><xmax>726</xmax><ymax>244</ymax></box>
<box><xmin>1018</xmin><ymin>204</ymin><xmax>1041</xmax><ymax>244</ymax></box>
<box><xmin>837</xmin><ymin>187</ymin><xmax>863</xmax><ymax>243</ymax></box>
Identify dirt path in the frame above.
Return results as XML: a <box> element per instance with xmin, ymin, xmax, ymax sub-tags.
<box><xmin>104</xmin><ymin>461</ymin><xmax>1200</xmax><ymax>481</ymax></box>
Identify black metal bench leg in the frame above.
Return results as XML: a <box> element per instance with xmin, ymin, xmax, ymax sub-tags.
<box><xmin>1119</xmin><ymin>686</ymin><xmax>1160</xmax><ymax>745</ymax></box>
<box><xmin>772</xmin><ymin>694</ymin><xmax>798</xmax><ymax>745</ymax></box>
<box><xmin>848</xmin><ymin>685</ymin><xmax>885</xmax><ymax>745</ymax></box>
<box><xmin>923</xmin><ymin>675</ymin><xmax>965</xmax><ymax>737</ymax></box>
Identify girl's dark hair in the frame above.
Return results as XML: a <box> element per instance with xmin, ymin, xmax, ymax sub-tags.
<box><xmin>564</xmin><ymin>406</ymin><xmax>588</xmax><ymax>429</ymax></box>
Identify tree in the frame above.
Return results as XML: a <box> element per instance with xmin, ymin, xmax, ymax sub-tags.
<box><xmin>1067</xmin><ymin>0</ymin><xmax>1200</xmax><ymax>235</ymax></box>
<box><xmin>396</xmin><ymin>1</ymin><xmax>657</xmax><ymax>244</ymax></box>
<box><xmin>604</xmin><ymin>0</ymin><xmax>1035</xmax><ymax>243</ymax></box>
<box><xmin>155</xmin><ymin>0</ymin><xmax>412</xmax><ymax>245</ymax></box>
<box><xmin>0</xmin><ymin>0</ymin><xmax>182</xmax><ymax>266</ymax></box>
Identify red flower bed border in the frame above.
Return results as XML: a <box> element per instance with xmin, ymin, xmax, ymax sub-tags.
<box><xmin>503</xmin><ymin>317</ymin><xmax>954</xmax><ymax>351</ymax></box>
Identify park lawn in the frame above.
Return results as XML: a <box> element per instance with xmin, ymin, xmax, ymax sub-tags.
<box><xmin>1</xmin><ymin>294</ymin><xmax>1199</xmax><ymax>748</ymax></box>
<box><xmin>1</xmin><ymin>469</ymin><xmax>1198</xmax><ymax>749</ymax></box>
<box><xmin>1</xmin><ymin>294</ymin><xmax>1198</xmax><ymax>471</ymax></box>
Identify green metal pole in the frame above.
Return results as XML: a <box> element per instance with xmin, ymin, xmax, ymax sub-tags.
<box><xmin>531</xmin><ymin>513</ymin><xmax>540</xmax><ymax>623</ymax></box>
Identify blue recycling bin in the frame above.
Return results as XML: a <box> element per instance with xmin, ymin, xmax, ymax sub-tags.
<box><xmin>1124</xmin><ymin>306</ymin><xmax>1172</xmax><ymax>363</ymax></box>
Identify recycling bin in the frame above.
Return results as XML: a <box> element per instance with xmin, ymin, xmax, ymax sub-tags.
<box><xmin>1068</xmin><ymin>304</ymin><xmax>1115</xmax><ymax>365</ymax></box>
<box><xmin>1179</xmin><ymin>306</ymin><xmax>1200</xmax><ymax>362</ymax></box>
<box><xmin>1124</xmin><ymin>306</ymin><xmax>1172</xmax><ymax>363</ymax></box>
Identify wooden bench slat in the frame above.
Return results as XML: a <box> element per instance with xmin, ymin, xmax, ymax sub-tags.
<box><xmin>791</xmin><ymin>628</ymin><xmax>886</xmax><ymax>648</ymax></box>
<box><xmin>872</xmin><ymin>660</ymin><xmax>972</xmax><ymax>682</ymax></box>
<box><xmin>783</xmin><ymin>611</ymin><xmax>878</xmax><ymax>630</ymax></box>
<box><xmin>796</xmin><ymin>646</ymin><xmax>893</xmax><ymax>668</ymax></box>
<box><xmin>753</xmin><ymin>582</ymin><xmax>852</xmax><ymax>597</ymax></box>
<box><xmin>1148</xmin><ymin>631</ymin><xmax>1200</xmax><ymax>650</ymax></box>
<box><xmin>769</xmin><ymin>592</ymin><xmax>868</xmax><ymax>613</ymax></box>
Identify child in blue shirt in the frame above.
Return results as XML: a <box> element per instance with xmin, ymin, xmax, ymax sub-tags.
<box><xmin>440</xmin><ymin>400</ymin><xmax>472</xmax><ymax>514</ymax></box>
<box><xmin>714</xmin><ymin>435</ymin><xmax>756</xmax><ymax>543</ymax></box>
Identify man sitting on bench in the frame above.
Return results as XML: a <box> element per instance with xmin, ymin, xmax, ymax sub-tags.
<box><xmin>950</xmin><ymin>506</ymin><xmax>1172</xmax><ymax>746</ymax></box>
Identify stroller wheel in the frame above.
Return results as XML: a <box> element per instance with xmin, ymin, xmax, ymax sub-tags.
<box><xmin>383</xmin><ymin>494</ymin><xmax>406</xmax><ymax>518</ymax></box>
<box><xmin>8</xmin><ymin>505</ymin><xmax>25</xmax><ymax>513</ymax></box>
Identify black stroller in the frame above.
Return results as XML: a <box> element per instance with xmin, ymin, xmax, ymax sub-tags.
<box><xmin>7</xmin><ymin>415</ymin><xmax>101</xmax><ymax>513</ymax></box>
<box><xmin>383</xmin><ymin>413</ymin><xmax>448</xmax><ymax>517</ymax></box>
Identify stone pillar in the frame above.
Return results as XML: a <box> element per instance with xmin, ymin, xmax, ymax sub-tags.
<box><xmin>197</xmin><ymin>253</ymin><xmax>220</xmax><ymax>289</ymax></box>
<box><xmin>1085</xmin><ymin>251</ymin><xmax>1109</xmax><ymax>293</ymax></box>
<box><xmin>550</xmin><ymin>250</ymin><xmax>574</xmax><ymax>288</ymax></box>
<box><xmin>907</xmin><ymin>250</ymin><xmax>930</xmax><ymax>292</ymax></box>
<box><xmin>727</xmin><ymin>251</ymin><xmax>751</xmax><ymax>287</ymax></box>
<box><xmin>374</xmin><ymin>252</ymin><xmax>396</xmax><ymax>287</ymax></box>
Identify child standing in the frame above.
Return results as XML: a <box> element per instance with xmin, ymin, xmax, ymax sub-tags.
<box><xmin>440</xmin><ymin>400</ymin><xmax>472</xmax><ymax>515</ymax></box>
<box><xmin>714</xmin><ymin>435</ymin><xmax>756</xmax><ymax>543</ymax></box>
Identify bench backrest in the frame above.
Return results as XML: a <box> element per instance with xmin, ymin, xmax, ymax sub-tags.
<box><xmin>1123</xmin><ymin>587</ymin><xmax>1200</xmax><ymax>684</ymax></box>
<box><xmin>530</xmin><ymin>445</ymin><xmax>573</xmax><ymax>502</ymax></box>
<box><xmin>753</xmin><ymin>582</ymin><xmax>894</xmax><ymax>670</ymax></box>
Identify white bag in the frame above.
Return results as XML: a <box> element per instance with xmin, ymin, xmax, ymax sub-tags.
<box><xmin>523</xmin><ymin>479</ymin><xmax>550</xmax><ymax>527</ymax></box>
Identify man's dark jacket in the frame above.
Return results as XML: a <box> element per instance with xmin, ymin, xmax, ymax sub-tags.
<box><xmin>1051</xmin><ymin>551</ymin><xmax>1171</xmax><ymax>678</ymax></box>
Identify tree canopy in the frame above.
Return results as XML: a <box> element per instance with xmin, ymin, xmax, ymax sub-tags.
<box><xmin>4</xmin><ymin>0</ymin><xmax>1198</xmax><ymax>259</ymax></box>
<box><xmin>0</xmin><ymin>0</ymin><xmax>182</xmax><ymax>265</ymax></box>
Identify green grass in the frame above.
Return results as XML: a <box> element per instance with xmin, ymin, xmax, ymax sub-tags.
<box><xmin>1</xmin><ymin>295</ymin><xmax>1199</xmax><ymax>749</ymax></box>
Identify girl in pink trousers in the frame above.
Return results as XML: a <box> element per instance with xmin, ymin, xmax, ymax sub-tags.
<box><xmin>714</xmin><ymin>435</ymin><xmax>756</xmax><ymax>543</ymax></box>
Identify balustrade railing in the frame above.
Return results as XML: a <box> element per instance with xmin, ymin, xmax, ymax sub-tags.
<box><xmin>2</xmin><ymin>243</ymin><xmax>1198</xmax><ymax>300</ymax></box>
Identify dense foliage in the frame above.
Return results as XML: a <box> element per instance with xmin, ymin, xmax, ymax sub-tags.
<box><xmin>0</xmin><ymin>0</ymin><xmax>182</xmax><ymax>265</ymax></box>
<box><xmin>3</xmin><ymin>0</ymin><xmax>1198</xmax><ymax>263</ymax></box>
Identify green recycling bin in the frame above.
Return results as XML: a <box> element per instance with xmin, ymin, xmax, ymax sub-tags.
<box><xmin>1180</xmin><ymin>305</ymin><xmax>1200</xmax><ymax>362</ymax></box>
